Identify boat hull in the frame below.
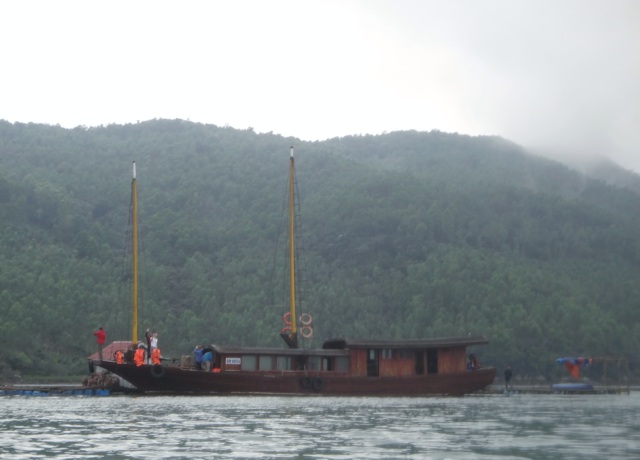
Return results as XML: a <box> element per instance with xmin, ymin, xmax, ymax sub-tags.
<box><xmin>99</xmin><ymin>361</ymin><xmax>495</xmax><ymax>396</ymax></box>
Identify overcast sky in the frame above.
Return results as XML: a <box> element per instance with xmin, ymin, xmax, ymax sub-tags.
<box><xmin>2</xmin><ymin>1</ymin><xmax>639</xmax><ymax>171</ymax></box>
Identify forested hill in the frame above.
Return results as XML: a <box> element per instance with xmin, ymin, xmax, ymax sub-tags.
<box><xmin>0</xmin><ymin>119</ymin><xmax>639</xmax><ymax>381</ymax></box>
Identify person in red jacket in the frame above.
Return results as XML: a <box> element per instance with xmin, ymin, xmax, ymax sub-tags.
<box><xmin>93</xmin><ymin>327</ymin><xmax>106</xmax><ymax>361</ymax></box>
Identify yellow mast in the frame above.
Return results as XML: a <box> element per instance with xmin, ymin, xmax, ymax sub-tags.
<box><xmin>131</xmin><ymin>161</ymin><xmax>138</xmax><ymax>344</ymax></box>
<box><xmin>288</xmin><ymin>146</ymin><xmax>297</xmax><ymax>339</ymax></box>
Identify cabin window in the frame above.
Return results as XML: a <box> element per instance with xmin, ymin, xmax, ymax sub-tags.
<box><xmin>367</xmin><ymin>349</ymin><xmax>379</xmax><ymax>377</ymax></box>
<box><xmin>382</xmin><ymin>349</ymin><xmax>393</xmax><ymax>359</ymax></box>
<box><xmin>241</xmin><ymin>355</ymin><xmax>257</xmax><ymax>371</ymax></box>
<box><xmin>397</xmin><ymin>350</ymin><xmax>412</xmax><ymax>360</ymax></box>
<box><xmin>415</xmin><ymin>351</ymin><xmax>424</xmax><ymax>375</ymax></box>
<box><xmin>307</xmin><ymin>356</ymin><xmax>321</xmax><ymax>370</ymax></box>
<box><xmin>295</xmin><ymin>356</ymin><xmax>307</xmax><ymax>370</ymax></box>
<box><xmin>335</xmin><ymin>357</ymin><xmax>349</xmax><ymax>372</ymax></box>
<box><xmin>259</xmin><ymin>355</ymin><xmax>273</xmax><ymax>370</ymax></box>
<box><xmin>276</xmin><ymin>356</ymin><xmax>290</xmax><ymax>370</ymax></box>
<box><xmin>427</xmin><ymin>348</ymin><xmax>438</xmax><ymax>374</ymax></box>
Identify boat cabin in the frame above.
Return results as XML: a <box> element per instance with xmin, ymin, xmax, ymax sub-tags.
<box><xmin>207</xmin><ymin>345</ymin><xmax>349</xmax><ymax>373</ymax></box>
<box><xmin>207</xmin><ymin>336</ymin><xmax>488</xmax><ymax>377</ymax></box>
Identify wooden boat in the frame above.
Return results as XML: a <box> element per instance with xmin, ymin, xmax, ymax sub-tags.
<box><xmin>97</xmin><ymin>151</ymin><xmax>496</xmax><ymax>395</ymax></box>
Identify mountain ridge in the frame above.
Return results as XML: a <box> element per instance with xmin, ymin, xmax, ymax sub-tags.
<box><xmin>0</xmin><ymin>119</ymin><xmax>637</xmax><ymax>381</ymax></box>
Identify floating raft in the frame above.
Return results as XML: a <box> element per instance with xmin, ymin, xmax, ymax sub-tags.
<box><xmin>486</xmin><ymin>384</ymin><xmax>629</xmax><ymax>395</ymax></box>
<box><xmin>0</xmin><ymin>385</ymin><xmax>111</xmax><ymax>396</ymax></box>
<box><xmin>550</xmin><ymin>383</ymin><xmax>594</xmax><ymax>393</ymax></box>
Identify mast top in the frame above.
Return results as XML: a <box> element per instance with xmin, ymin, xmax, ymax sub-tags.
<box><xmin>132</xmin><ymin>161</ymin><xmax>137</xmax><ymax>179</ymax></box>
<box><xmin>290</xmin><ymin>146</ymin><xmax>294</xmax><ymax>159</ymax></box>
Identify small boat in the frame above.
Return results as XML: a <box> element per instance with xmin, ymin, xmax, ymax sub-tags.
<box><xmin>98</xmin><ymin>151</ymin><xmax>496</xmax><ymax>395</ymax></box>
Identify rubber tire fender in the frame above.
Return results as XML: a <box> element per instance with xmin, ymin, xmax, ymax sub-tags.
<box><xmin>312</xmin><ymin>377</ymin><xmax>324</xmax><ymax>391</ymax></box>
<box><xmin>151</xmin><ymin>364</ymin><xmax>166</xmax><ymax>378</ymax></box>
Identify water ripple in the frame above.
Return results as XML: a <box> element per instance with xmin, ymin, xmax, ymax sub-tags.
<box><xmin>0</xmin><ymin>393</ymin><xmax>638</xmax><ymax>459</ymax></box>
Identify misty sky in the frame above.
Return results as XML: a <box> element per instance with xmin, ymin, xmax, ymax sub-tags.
<box><xmin>2</xmin><ymin>1</ymin><xmax>639</xmax><ymax>171</ymax></box>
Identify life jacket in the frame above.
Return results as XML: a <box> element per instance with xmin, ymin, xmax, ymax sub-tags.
<box><xmin>151</xmin><ymin>348</ymin><xmax>161</xmax><ymax>365</ymax></box>
<box><xmin>134</xmin><ymin>348</ymin><xmax>145</xmax><ymax>366</ymax></box>
<box><xmin>115</xmin><ymin>350</ymin><xmax>124</xmax><ymax>364</ymax></box>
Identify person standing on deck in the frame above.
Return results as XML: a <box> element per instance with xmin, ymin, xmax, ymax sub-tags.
<box><xmin>504</xmin><ymin>366</ymin><xmax>513</xmax><ymax>391</ymax></box>
<box><xmin>134</xmin><ymin>343</ymin><xmax>145</xmax><ymax>366</ymax></box>
<box><xmin>202</xmin><ymin>350</ymin><xmax>213</xmax><ymax>371</ymax></box>
<box><xmin>151</xmin><ymin>347</ymin><xmax>161</xmax><ymax>365</ymax></box>
<box><xmin>93</xmin><ymin>327</ymin><xmax>106</xmax><ymax>361</ymax></box>
<box><xmin>194</xmin><ymin>345</ymin><xmax>204</xmax><ymax>370</ymax></box>
<box><xmin>145</xmin><ymin>329</ymin><xmax>152</xmax><ymax>363</ymax></box>
<box><xmin>150</xmin><ymin>332</ymin><xmax>158</xmax><ymax>354</ymax></box>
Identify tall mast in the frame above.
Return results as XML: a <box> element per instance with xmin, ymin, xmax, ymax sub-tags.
<box><xmin>288</xmin><ymin>146</ymin><xmax>297</xmax><ymax>340</ymax></box>
<box><xmin>280</xmin><ymin>146</ymin><xmax>299</xmax><ymax>348</ymax></box>
<box><xmin>131</xmin><ymin>161</ymin><xmax>138</xmax><ymax>344</ymax></box>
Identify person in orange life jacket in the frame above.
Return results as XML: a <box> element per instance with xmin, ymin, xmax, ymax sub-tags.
<box><xmin>134</xmin><ymin>344</ymin><xmax>145</xmax><ymax>366</ymax></box>
<box><xmin>93</xmin><ymin>327</ymin><xmax>106</xmax><ymax>361</ymax></box>
<box><xmin>115</xmin><ymin>350</ymin><xmax>124</xmax><ymax>364</ymax></box>
<box><xmin>151</xmin><ymin>347</ymin><xmax>161</xmax><ymax>365</ymax></box>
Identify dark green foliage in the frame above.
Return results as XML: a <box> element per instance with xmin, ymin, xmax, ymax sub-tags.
<box><xmin>0</xmin><ymin>120</ymin><xmax>639</xmax><ymax>381</ymax></box>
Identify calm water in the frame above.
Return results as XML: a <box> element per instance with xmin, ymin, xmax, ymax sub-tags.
<box><xmin>1</xmin><ymin>392</ymin><xmax>639</xmax><ymax>459</ymax></box>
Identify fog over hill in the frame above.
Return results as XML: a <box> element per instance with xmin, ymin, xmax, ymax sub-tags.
<box><xmin>535</xmin><ymin>149</ymin><xmax>640</xmax><ymax>194</ymax></box>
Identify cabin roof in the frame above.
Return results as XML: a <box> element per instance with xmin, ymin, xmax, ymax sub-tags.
<box><xmin>210</xmin><ymin>344</ymin><xmax>348</xmax><ymax>357</ymax></box>
<box><xmin>208</xmin><ymin>336</ymin><xmax>488</xmax><ymax>355</ymax></box>
<box><xmin>87</xmin><ymin>341</ymin><xmax>133</xmax><ymax>361</ymax></box>
<box><xmin>322</xmin><ymin>336</ymin><xmax>489</xmax><ymax>350</ymax></box>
